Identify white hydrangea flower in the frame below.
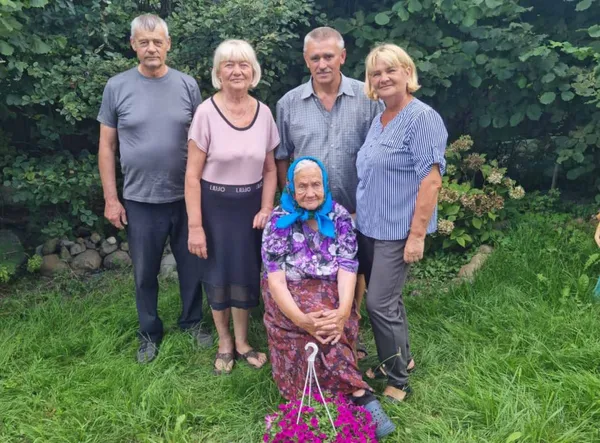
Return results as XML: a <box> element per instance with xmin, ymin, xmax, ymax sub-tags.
<box><xmin>509</xmin><ymin>185</ymin><xmax>525</xmax><ymax>200</ymax></box>
<box><xmin>487</xmin><ymin>169</ymin><xmax>504</xmax><ymax>185</ymax></box>
<box><xmin>437</xmin><ymin>219</ymin><xmax>455</xmax><ymax>235</ymax></box>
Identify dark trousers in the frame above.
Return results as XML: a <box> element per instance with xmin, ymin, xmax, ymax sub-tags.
<box><xmin>358</xmin><ymin>233</ymin><xmax>411</xmax><ymax>388</ymax></box>
<box><xmin>125</xmin><ymin>199</ymin><xmax>203</xmax><ymax>343</ymax></box>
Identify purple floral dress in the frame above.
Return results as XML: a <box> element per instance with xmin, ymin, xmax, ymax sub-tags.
<box><xmin>261</xmin><ymin>202</ymin><xmax>370</xmax><ymax>401</ymax></box>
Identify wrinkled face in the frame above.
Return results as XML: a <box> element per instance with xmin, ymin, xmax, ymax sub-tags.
<box><xmin>369</xmin><ymin>59</ymin><xmax>411</xmax><ymax>99</ymax></box>
<box><xmin>218</xmin><ymin>59</ymin><xmax>254</xmax><ymax>92</ymax></box>
<box><xmin>131</xmin><ymin>28</ymin><xmax>171</xmax><ymax>72</ymax></box>
<box><xmin>303</xmin><ymin>38</ymin><xmax>346</xmax><ymax>87</ymax></box>
<box><xmin>294</xmin><ymin>166</ymin><xmax>325</xmax><ymax>211</ymax></box>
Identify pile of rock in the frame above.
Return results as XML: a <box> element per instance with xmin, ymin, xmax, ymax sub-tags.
<box><xmin>38</xmin><ymin>233</ymin><xmax>132</xmax><ymax>276</ymax></box>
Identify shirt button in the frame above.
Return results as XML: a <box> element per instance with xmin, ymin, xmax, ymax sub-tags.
<box><xmin>330</xmin><ymin>144</ymin><xmax>334</xmax><ymax>147</ymax></box>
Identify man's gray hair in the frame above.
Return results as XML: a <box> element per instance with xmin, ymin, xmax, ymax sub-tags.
<box><xmin>130</xmin><ymin>14</ymin><xmax>169</xmax><ymax>39</ymax></box>
<box><xmin>303</xmin><ymin>27</ymin><xmax>344</xmax><ymax>52</ymax></box>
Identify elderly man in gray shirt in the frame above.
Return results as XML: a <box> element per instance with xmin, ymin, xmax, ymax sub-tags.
<box><xmin>275</xmin><ymin>26</ymin><xmax>383</xmax><ymax>357</ymax></box>
<box><xmin>97</xmin><ymin>14</ymin><xmax>211</xmax><ymax>364</ymax></box>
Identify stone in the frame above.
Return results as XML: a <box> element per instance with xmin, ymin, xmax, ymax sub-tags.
<box><xmin>76</xmin><ymin>237</ymin><xmax>85</xmax><ymax>245</ymax></box>
<box><xmin>70</xmin><ymin>243</ymin><xmax>86</xmax><ymax>256</ymax></box>
<box><xmin>40</xmin><ymin>254</ymin><xmax>70</xmax><ymax>276</ymax></box>
<box><xmin>90</xmin><ymin>232</ymin><xmax>102</xmax><ymax>244</ymax></box>
<box><xmin>160</xmin><ymin>253</ymin><xmax>177</xmax><ymax>279</ymax></box>
<box><xmin>35</xmin><ymin>244</ymin><xmax>44</xmax><ymax>257</ymax></box>
<box><xmin>120</xmin><ymin>242</ymin><xmax>129</xmax><ymax>252</ymax></box>
<box><xmin>42</xmin><ymin>238</ymin><xmax>59</xmax><ymax>255</ymax></box>
<box><xmin>85</xmin><ymin>239</ymin><xmax>97</xmax><ymax>250</ymax></box>
<box><xmin>103</xmin><ymin>251</ymin><xmax>132</xmax><ymax>270</ymax></box>
<box><xmin>99</xmin><ymin>240</ymin><xmax>118</xmax><ymax>257</ymax></box>
<box><xmin>478</xmin><ymin>245</ymin><xmax>494</xmax><ymax>255</ymax></box>
<box><xmin>0</xmin><ymin>230</ymin><xmax>26</xmax><ymax>276</ymax></box>
<box><xmin>59</xmin><ymin>246</ymin><xmax>72</xmax><ymax>262</ymax></box>
<box><xmin>71</xmin><ymin>249</ymin><xmax>102</xmax><ymax>272</ymax></box>
<box><xmin>60</xmin><ymin>239</ymin><xmax>75</xmax><ymax>248</ymax></box>
<box><xmin>106</xmin><ymin>236</ymin><xmax>117</xmax><ymax>245</ymax></box>
<box><xmin>458</xmin><ymin>250</ymin><xmax>493</xmax><ymax>280</ymax></box>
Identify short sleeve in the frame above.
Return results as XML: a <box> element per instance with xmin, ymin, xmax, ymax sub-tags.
<box><xmin>261</xmin><ymin>209</ymin><xmax>291</xmax><ymax>273</ymax></box>
<box><xmin>97</xmin><ymin>80</ymin><xmax>117</xmax><ymax>128</ymax></box>
<box><xmin>408</xmin><ymin>109</ymin><xmax>448</xmax><ymax>181</ymax></box>
<box><xmin>189</xmin><ymin>79</ymin><xmax>203</xmax><ymax>112</ymax></box>
<box><xmin>334</xmin><ymin>205</ymin><xmax>359</xmax><ymax>274</ymax></box>
<box><xmin>274</xmin><ymin>98</ymin><xmax>293</xmax><ymax>160</ymax></box>
<box><xmin>266</xmin><ymin>106</ymin><xmax>280</xmax><ymax>153</ymax></box>
<box><xmin>188</xmin><ymin>106</ymin><xmax>210</xmax><ymax>153</ymax></box>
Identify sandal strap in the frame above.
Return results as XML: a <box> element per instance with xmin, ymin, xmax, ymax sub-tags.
<box><xmin>215</xmin><ymin>352</ymin><xmax>234</xmax><ymax>364</ymax></box>
<box><xmin>236</xmin><ymin>349</ymin><xmax>259</xmax><ymax>361</ymax></box>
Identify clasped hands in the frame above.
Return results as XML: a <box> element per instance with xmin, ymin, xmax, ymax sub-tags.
<box><xmin>298</xmin><ymin>309</ymin><xmax>349</xmax><ymax>346</ymax></box>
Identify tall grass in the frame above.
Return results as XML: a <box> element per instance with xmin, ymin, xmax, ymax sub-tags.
<box><xmin>1</xmin><ymin>213</ymin><xmax>599</xmax><ymax>442</ymax></box>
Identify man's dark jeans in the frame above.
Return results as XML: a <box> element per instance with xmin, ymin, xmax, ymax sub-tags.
<box><xmin>125</xmin><ymin>199</ymin><xmax>203</xmax><ymax>343</ymax></box>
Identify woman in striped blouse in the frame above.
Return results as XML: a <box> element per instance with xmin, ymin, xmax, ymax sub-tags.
<box><xmin>355</xmin><ymin>44</ymin><xmax>448</xmax><ymax>402</ymax></box>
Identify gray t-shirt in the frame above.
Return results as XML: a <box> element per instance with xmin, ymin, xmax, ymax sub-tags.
<box><xmin>97</xmin><ymin>67</ymin><xmax>202</xmax><ymax>203</ymax></box>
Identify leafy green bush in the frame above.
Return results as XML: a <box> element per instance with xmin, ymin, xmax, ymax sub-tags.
<box><xmin>434</xmin><ymin>136</ymin><xmax>525</xmax><ymax>249</ymax></box>
<box><xmin>26</xmin><ymin>255</ymin><xmax>42</xmax><ymax>274</ymax></box>
<box><xmin>2</xmin><ymin>151</ymin><xmax>102</xmax><ymax>239</ymax></box>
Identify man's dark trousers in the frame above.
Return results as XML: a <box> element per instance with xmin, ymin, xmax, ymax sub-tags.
<box><xmin>125</xmin><ymin>199</ymin><xmax>203</xmax><ymax>343</ymax></box>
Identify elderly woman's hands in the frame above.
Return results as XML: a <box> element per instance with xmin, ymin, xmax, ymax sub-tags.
<box><xmin>297</xmin><ymin>311</ymin><xmax>332</xmax><ymax>345</ymax></box>
<box><xmin>313</xmin><ymin>309</ymin><xmax>350</xmax><ymax>345</ymax></box>
<box><xmin>253</xmin><ymin>207</ymin><xmax>272</xmax><ymax>229</ymax></box>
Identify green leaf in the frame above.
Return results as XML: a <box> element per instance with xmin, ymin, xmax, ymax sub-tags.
<box><xmin>510</xmin><ymin>111</ymin><xmax>525</xmax><ymax>127</ymax></box>
<box><xmin>457</xmin><ymin>236</ymin><xmax>466</xmax><ymax>247</ymax></box>
<box><xmin>493</xmin><ymin>115</ymin><xmax>508</xmax><ymax>128</ymax></box>
<box><xmin>374</xmin><ymin>13</ymin><xmax>390</xmax><ymax>26</ymax></box>
<box><xmin>462</xmin><ymin>41</ymin><xmax>479</xmax><ymax>56</ymax></box>
<box><xmin>488</xmin><ymin>212</ymin><xmax>498</xmax><ymax>221</ymax></box>
<box><xmin>446</xmin><ymin>205</ymin><xmax>460</xmax><ymax>216</ymax></box>
<box><xmin>575</xmin><ymin>0</ymin><xmax>592</xmax><ymax>11</ymax></box>
<box><xmin>561</xmin><ymin>91</ymin><xmax>575</xmax><ymax>101</ymax></box>
<box><xmin>539</xmin><ymin>92</ymin><xmax>556</xmax><ymax>105</ymax></box>
<box><xmin>485</xmin><ymin>0</ymin><xmax>503</xmax><ymax>9</ymax></box>
<box><xmin>469</xmin><ymin>74</ymin><xmax>482</xmax><ymax>88</ymax></box>
<box><xmin>479</xmin><ymin>114</ymin><xmax>492</xmax><ymax>128</ymax></box>
<box><xmin>588</xmin><ymin>25</ymin><xmax>600</xmax><ymax>38</ymax></box>
<box><xmin>541</xmin><ymin>73</ymin><xmax>555</xmax><ymax>83</ymax></box>
<box><xmin>517</xmin><ymin>77</ymin><xmax>528</xmax><ymax>89</ymax></box>
<box><xmin>32</xmin><ymin>37</ymin><xmax>51</xmax><ymax>54</ymax></box>
<box><xmin>408</xmin><ymin>0</ymin><xmax>423</xmax><ymax>13</ymax></box>
<box><xmin>0</xmin><ymin>40</ymin><xmax>14</xmax><ymax>56</ymax></box>
<box><xmin>572</xmin><ymin>152</ymin><xmax>584</xmax><ymax>163</ymax></box>
<box><xmin>475</xmin><ymin>54</ymin><xmax>488</xmax><ymax>65</ymax></box>
<box><xmin>472</xmin><ymin>218</ymin><xmax>482</xmax><ymax>229</ymax></box>
<box><xmin>396</xmin><ymin>5</ymin><xmax>410</xmax><ymax>21</ymax></box>
<box><xmin>526</xmin><ymin>104</ymin><xmax>542</xmax><ymax>121</ymax></box>
<box><xmin>30</xmin><ymin>0</ymin><xmax>49</xmax><ymax>6</ymax></box>
<box><xmin>506</xmin><ymin>432</ymin><xmax>522</xmax><ymax>443</ymax></box>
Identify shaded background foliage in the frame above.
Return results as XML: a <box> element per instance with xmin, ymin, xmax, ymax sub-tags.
<box><xmin>1</xmin><ymin>0</ymin><xmax>599</xmax><ymax>244</ymax></box>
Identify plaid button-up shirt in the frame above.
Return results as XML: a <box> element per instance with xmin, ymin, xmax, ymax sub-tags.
<box><xmin>275</xmin><ymin>74</ymin><xmax>383</xmax><ymax>214</ymax></box>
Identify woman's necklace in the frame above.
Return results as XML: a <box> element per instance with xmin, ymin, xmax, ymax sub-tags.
<box><xmin>222</xmin><ymin>95</ymin><xmax>251</xmax><ymax>124</ymax></box>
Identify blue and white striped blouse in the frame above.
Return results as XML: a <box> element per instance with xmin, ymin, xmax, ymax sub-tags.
<box><xmin>355</xmin><ymin>98</ymin><xmax>448</xmax><ymax>241</ymax></box>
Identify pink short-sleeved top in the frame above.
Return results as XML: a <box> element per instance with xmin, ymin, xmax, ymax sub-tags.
<box><xmin>188</xmin><ymin>96</ymin><xmax>280</xmax><ymax>185</ymax></box>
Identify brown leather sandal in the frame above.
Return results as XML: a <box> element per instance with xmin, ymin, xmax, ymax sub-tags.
<box><xmin>383</xmin><ymin>384</ymin><xmax>413</xmax><ymax>403</ymax></box>
<box><xmin>213</xmin><ymin>352</ymin><xmax>235</xmax><ymax>375</ymax></box>
<box><xmin>235</xmin><ymin>349</ymin><xmax>267</xmax><ymax>369</ymax></box>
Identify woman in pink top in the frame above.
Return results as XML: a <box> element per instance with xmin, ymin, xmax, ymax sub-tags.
<box><xmin>186</xmin><ymin>40</ymin><xmax>279</xmax><ymax>375</ymax></box>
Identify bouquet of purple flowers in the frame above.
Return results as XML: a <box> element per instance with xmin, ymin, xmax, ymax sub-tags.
<box><xmin>263</xmin><ymin>394</ymin><xmax>377</xmax><ymax>443</ymax></box>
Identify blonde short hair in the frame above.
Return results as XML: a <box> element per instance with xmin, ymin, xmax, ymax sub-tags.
<box><xmin>211</xmin><ymin>39</ymin><xmax>262</xmax><ymax>90</ymax></box>
<box><xmin>364</xmin><ymin>44</ymin><xmax>421</xmax><ymax>100</ymax></box>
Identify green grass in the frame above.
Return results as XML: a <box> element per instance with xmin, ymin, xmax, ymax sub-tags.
<box><xmin>1</xmin><ymin>213</ymin><xmax>600</xmax><ymax>442</ymax></box>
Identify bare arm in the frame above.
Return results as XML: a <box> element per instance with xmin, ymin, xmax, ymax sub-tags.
<box><xmin>405</xmin><ymin>165</ymin><xmax>443</xmax><ymax>263</ymax></box>
<box><xmin>185</xmin><ymin>140</ymin><xmax>208</xmax><ymax>258</ymax></box>
<box><xmin>276</xmin><ymin>159</ymin><xmax>290</xmax><ymax>192</ymax></box>
<box><xmin>595</xmin><ymin>214</ymin><xmax>600</xmax><ymax>248</ymax></box>
<box><xmin>253</xmin><ymin>151</ymin><xmax>277</xmax><ymax>229</ymax></box>
<box><xmin>98</xmin><ymin>124</ymin><xmax>127</xmax><ymax>229</ymax></box>
<box><xmin>336</xmin><ymin>268</ymin><xmax>356</xmax><ymax>317</ymax></box>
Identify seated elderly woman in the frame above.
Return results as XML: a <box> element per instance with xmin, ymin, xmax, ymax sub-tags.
<box><xmin>261</xmin><ymin>156</ymin><xmax>395</xmax><ymax>439</ymax></box>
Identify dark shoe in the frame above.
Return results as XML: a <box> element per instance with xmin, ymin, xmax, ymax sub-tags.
<box><xmin>364</xmin><ymin>400</ymin><xmax>396</xmax><ymax>439</ymax></box>
<box><xmin>190</xmin><ymin>325</ymin><xmax>213</xmax><ymax>348</ymax></box>
<box><xmin>137</xmin><ymin>339</ymin><xmax>159</xmax><ymax>364</ymax></box>
<box><xmin>235</xmin><ymin>349</ymin><xmax>268</xmax><ymax>369</ymax></box>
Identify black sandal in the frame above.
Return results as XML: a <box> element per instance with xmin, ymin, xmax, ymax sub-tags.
<box><xmin>356</xmin><ymin>340</ymin><xmax>368</xmax><ymax>360</ymax></box>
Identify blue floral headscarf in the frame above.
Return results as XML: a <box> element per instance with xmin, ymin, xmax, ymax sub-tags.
<box><xmin>275</xmin><ymin>156</ymin><xmax>335</xmax><ymax>238</ymax></box>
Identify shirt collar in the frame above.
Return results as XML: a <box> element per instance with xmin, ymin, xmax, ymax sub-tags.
<box><xmin>300</xmin><ymin>73</ymin><xmax>356</xmax><ymax>100</ymax></box>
